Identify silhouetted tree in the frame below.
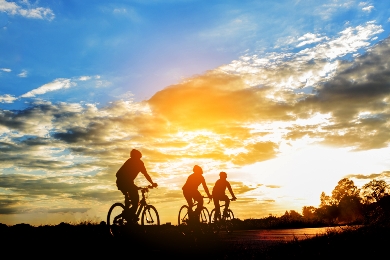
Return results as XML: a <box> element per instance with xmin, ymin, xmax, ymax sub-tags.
<box><xmin>361</xmin><ymin>179</ymin><xmax>389</xmax><ymax>204</ymax></box>
<box><xmin>338</xmin><ymin>195</ymin><xmax>363</xmax><ymax>223</ymax></box>
<box><xmin>302</xmin><ymin>206</ymin><xmax>317</xmax><ymax>220</ymax></box>
<box><xmin>315</xmin><ymin>205</ymin><xmax>339</xmax><ymax>224</ymax></box>
<box><xmin>320</xmin><ymin>191</ymin><xmax>333</xmax><ymax>207</ymax></box>
<box><xmin>331</xmin><ymin>178</ymin><xmax>360</xmax><ymax>204</ymax></box>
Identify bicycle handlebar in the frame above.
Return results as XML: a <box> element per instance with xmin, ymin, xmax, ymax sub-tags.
<box><xmin>138</xmin><ymin>185</ymin><xmax>157</xmax><ymax>192</ymax></box>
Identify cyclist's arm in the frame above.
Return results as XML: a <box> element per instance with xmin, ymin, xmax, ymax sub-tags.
<box><xmin>201</xmin><ymin>179</ymin><xmax>212</xmax><ymax>198</ymax></box>
<box><xmin>140</xmin><ymin>164</ymin><xmax>157</xmax><ymax>187</ymax></box>
<box><xmin>227</xmin><ymin>182</ymin><xmax>236</xmax><ymax>200</ymax></box>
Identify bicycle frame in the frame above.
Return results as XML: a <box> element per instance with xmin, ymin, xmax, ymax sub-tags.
<box><xmin>134</xmin><ymin>187</ymin><xmax>148</xmax><ymax>219</ymax></box>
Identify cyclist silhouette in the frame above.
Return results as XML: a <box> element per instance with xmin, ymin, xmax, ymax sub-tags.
<box><xmin>212</xmin><ymin>172</ymin><xmax>236</xmax><ymax>220</ymax></box>
<box><xmin>116</xmin><ymin>149</ymin><xmax>158</xmax><ymax>222</ymax></box>
<box><xmin>182</xmin><ymin>165</ymin><xmax>212</xmax><ymax>223</ymax></box>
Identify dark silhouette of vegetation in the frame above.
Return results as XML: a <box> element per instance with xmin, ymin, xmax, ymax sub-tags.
<box><xmin>2</xmin><ymin>177</ymin><xmax>390</xmax><ymax>259</ymax></box>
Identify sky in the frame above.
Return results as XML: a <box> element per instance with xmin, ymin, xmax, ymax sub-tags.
<box><xmin>1</xmin><ymin>0</ymin><xmax>390</xmax><ymax>226</ymax></box>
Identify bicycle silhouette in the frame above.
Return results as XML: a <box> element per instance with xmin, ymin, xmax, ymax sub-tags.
<box><xmin>209</xmin><ymin>198</ymin><xmax>235</xmax><ymax>234</ymax></box>
<box><xmin>107</xmin><ymin>185</ymin><xmax>159</xmax><ymax>236</ymax></box>
<box><xmin>178</xmin><ymin>196</ymin><xmax>210</xmax><ymax>235</ymax></box>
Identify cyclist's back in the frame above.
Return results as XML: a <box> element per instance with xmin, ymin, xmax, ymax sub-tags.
<box><xmin>116</xmin><ymin>157</ymin><xmax>146</xmax><ymax>190</ymax></box>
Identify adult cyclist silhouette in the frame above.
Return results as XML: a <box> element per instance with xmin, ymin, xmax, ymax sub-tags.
<box><xmin>116</xmin><ymin>149</ymin><xmax>158</xmax><ymax>222</ymax></box>
<box><xmin>212</xmin><ymin>171</ymin><xmax>237</xmax><ymax>219</ymax></box>
<box><xmin>182</xmin><ymin>165</ymin><xmax>212</xmax><ymax>223</ymax></box>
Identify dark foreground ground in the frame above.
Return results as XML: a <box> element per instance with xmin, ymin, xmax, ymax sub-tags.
<box><xmin>1</xmin><ymin>223</ymin><xmax>389</xmax><ymax>259</ymax></box>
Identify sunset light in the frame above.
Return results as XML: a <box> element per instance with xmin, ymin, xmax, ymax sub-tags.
<box><xmin>1</xmin><ymin>0</ymin><xmax>390</xmax><ymax>228</ymax></box>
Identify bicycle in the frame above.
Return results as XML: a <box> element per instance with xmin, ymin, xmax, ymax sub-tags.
<box><xmin>178</xmin><ymin>196</ymin><xmax>210</xmax><ymax>235</ymax></box>
<box><xmin>107</xmin><ymin>185</ymin><xmax>159</xmax><ymax>236</ymax></box>
<box><xmin>209</xmin><ymin>198</ymin><xmax>235</xmax><ymax>234</ymax></box>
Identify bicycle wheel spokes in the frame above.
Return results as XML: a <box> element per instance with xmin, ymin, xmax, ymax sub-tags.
<box><xmin>141</xmin><ymin>205</ymin><xmax>160</xmax><ymax>226</ymax></box>
<box><xmin>107</xmin><ymin>203</ymin><xmax>126</xmax><ymax>237</ymax></box>
<box><xmin>199</xmin><ymin>207</ymin><xmax>209</xmax><ymax>224</ymax></box>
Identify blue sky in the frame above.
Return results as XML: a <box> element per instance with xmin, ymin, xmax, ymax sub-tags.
<box><xmin>2</xmin><ymin>0</ymin><xmax>389</xmax><ymax>108</ymax></box>
<box><xmin>1</xmin><ymin>0</ymin><xmax>390</xmax><ymax>225</ymax></box>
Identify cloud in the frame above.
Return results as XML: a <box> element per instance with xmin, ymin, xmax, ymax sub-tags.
<box><xmin>346</xmin><ymin>171</ymin><xmax>390</xmax><ymax>180</ymax></box>
<box><xmin>265</xmin><ymin>185</ymin><xmax>281</xmax><ymax>189</ymax></box>
<box><xmin>0</xmin><ymin>94</ymin><xmax>17</xmax><ymax>103</ymax></box>
<box><xmin>296</xmin><ymin>33</ymin><xmax>329</xmax><ymax>48</ymax></box>
<box><xmin>362</xmin><ymin>5</ymin><xmax>374</xmax><ymax>12</ymax></box>
<box><xmin>20</xmin><ymin>78</ymin><xmax>75</xmax><ymax>98</ymax></box>
<box><xmin>0</xmin><ymin>0</ymin><xmax>55</xmax><ymax>21</ymax></box>
<box><xmin>78</xmin><ymin>76</ymin><xmax>91</xmax><ymax>81</ymax></box>
<box><xmin>18</xmin><ymin>69</ymin><xmax>27</xmax><ymax>78</ymax></box>
<box><xmin>0</xmin><ymin>68</ymin><xmax>11</xmax><ymax>72</ymax></box>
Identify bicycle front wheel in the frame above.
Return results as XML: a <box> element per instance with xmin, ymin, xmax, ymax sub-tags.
<box><xmin>141</xmin><ymin>205</ymin><xmax>160</xmax><ymax>226</ymax></box>
<box><xmin>107</xmin><ymin>202</ymin><xmax>126</xmax><ymax>237</ymax></box>
<box><xmin>199</xmin><ymin>207</ymin><xmax>210</xmax><ymax>224</ymax></box>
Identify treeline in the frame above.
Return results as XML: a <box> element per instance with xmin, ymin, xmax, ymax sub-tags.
<box><xmin>233</xmin><ymin>178</ymin><xmax>390</xmax><ymax>229</ymax></box>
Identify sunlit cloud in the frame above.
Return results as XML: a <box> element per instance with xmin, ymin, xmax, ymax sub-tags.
<box><xmin>0</xmin><ymin>68</ymin><xmax>11</xmax><ymax>72</ymax></box>
<box><xmin>1</xmin><ymin>20</ymin><xmax>390</xmax><ymax>224</ymax></box>
<box><xmin>0</xmin><ymin>0</ymin><xmax>55</xmax><ymax>21</ymax></box>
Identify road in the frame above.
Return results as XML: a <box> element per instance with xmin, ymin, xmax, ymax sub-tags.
<box><xmin>220</xmin><ymin>226</ymin><xmax>338</xmax><ymax>242</ymax></box>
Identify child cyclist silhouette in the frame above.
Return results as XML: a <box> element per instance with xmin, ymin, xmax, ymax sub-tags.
<box><xmin>212</xmin><ymin>171</ymin><xmax>237</xmax><ymax>220</ymax></box>
<box><xmin>182</xmin><ymin>165</ymin><xmax>212</xmax><ymax>223</ymax></box>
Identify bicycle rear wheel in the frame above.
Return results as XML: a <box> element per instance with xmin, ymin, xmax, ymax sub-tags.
<box><xmin>224</xmin><ymin>209</ymin><xmax>234</xmax><ymax>233</ymax></box>
<box><xmin>209</xmin><ymin>208</ymin><xmax>221</xmax><ymax>234</ymax></box>
<box><xmin>141</xmin><ymin>205</ymin><xmax>160</xmax><ymax>226</ymax></box>
<box><xmin>198</xmin><ymin>207</ymin><xmax>210</xmax><ymax>234</ymax></box>
<box><xmin>178</xmin><ymin>205</ymin><xmax>190</xmax><ymax>235</ymax></box>
<box><xmin>107</xmin><ymin>202</ymin><xmax>127</xmax><ymax>237</ymax></box>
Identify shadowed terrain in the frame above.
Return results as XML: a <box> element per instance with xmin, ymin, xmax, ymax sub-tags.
<box><xmin>1</xmin><ymin>222</ymin><xmax>389</xmax><ymax>259</ymax></box>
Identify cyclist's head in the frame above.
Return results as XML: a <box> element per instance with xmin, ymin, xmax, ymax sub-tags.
<box><xmin>193</xmin><ymin>165</ymin><xmax>203</xmax><ymax>174</ymax></box>
<box><xmin>130</xmin><ymin>149</ymin><xmax>142</xmax><ymax>159</ymax></box>
<box><xmin>219</xmin><ymin>171</ymin><xmax>227</xmax><ymax>179</ymax></box>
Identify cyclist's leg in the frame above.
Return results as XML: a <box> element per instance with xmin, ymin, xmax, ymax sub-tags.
<box><xmin>127</xmin><ymin>183</ymin><xmax>139</xmax><ymax>221</ymax></box>
<box><xmin>183</xmin><ymin>189</ymin><xmax>195</xmax><ymax>221</ymax></box>
<box><xmin>193</xmin><ymin>190</ymin><xmax>203</xmax><ymax>221</ymax></box>
<box><xmin>223</xmin><ymin>195</ymin><xmax>230</xmax><ymax>216</ymax></box>
<box><xmin>213</xmin><ymin>196</ymin><xmax>221</xmax><ymax>220</ymax></box>
<box><xmin>183</xmin><ymin>190</ymin><xmax>194</xmax><ymax>209</ymax></box>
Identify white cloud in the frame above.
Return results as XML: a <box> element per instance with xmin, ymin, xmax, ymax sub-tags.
<box><xmin>0</xmin><ymin>0</ymin><xmax>55</xmax><ymax>21</ymax></box>
<box><xmin>296</xmin><ymin>33</ymin><xmax>329</xmax><ymax>48</ymax></box>
<box><xmin>0</xmin><ymin>94</ymin><xmax>17</xmax><ymax>103</ymax></box>
<box><xmin>217</xmin><ymin>21</ymin><xmax>384</xmax><ymax>93</ymax></box>
<box><xmin>362</xmin><ymin>5</ymin><xmax>374</xmax><ymax>12</ymax></box>
<box><xmin>317</xmin><ymin>0</ymin><xmax>355</xmax><ymax>20</ymax></box>
<box><xmin>21</xmin><ymin>78</ymin><xmax>75</xmax><ymax>98</ymax></box>
<box><xmin>18</xmin><ymin>69</ymin><xmax>27</xmax><ymax>77</ymax></box>
<box><xmin>78</xmin><ymin>76</ymin><xmax>91</xmax><ymax>81</ymax></box>
<box><xmin>0</xmin><ymin>68</ymin><xmax>11</xmax><ymax>72</ymax></box>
